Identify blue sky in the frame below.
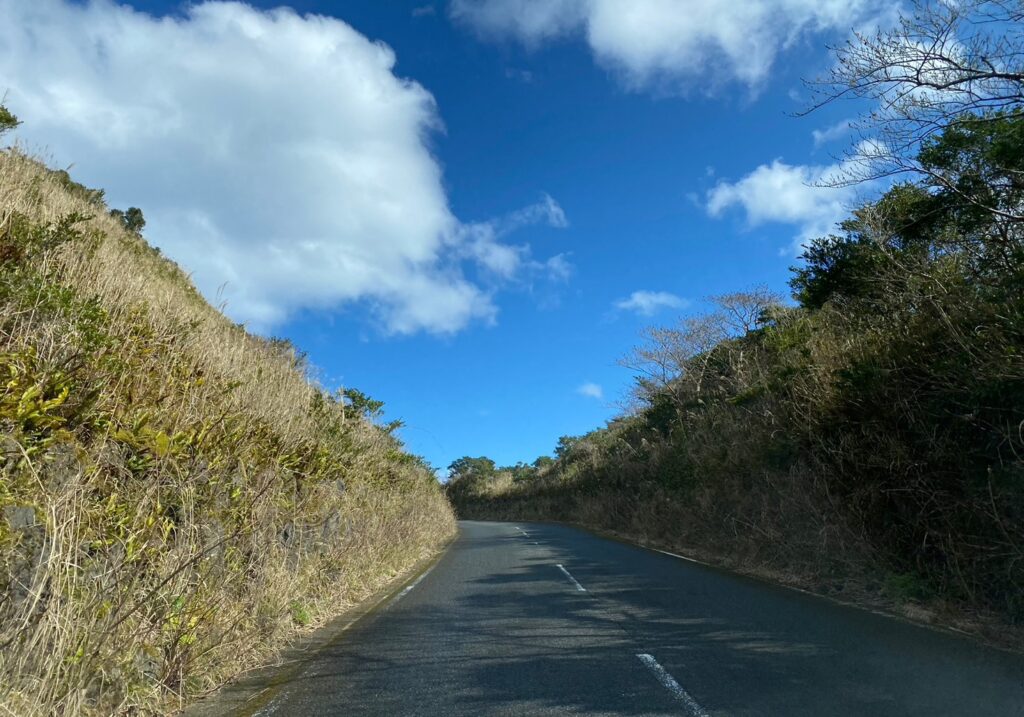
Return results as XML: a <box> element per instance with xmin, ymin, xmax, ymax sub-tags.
<box><xmin>0</xmin><ymin>0</ymin><xmax>883</xmax><ymax>472</ymax></box>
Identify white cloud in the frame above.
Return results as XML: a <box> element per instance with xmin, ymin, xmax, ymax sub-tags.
<box><xmin>615</xmin><ymin>290</ymin><xmax>688</xmax><ymax>316</ymax></box>
<box><xmin>812</xmin><ymin>118</ymin><xmax>853</xmax><ymax>147</ymax></box>
<box><xmin>706</xmin><ymin>159</ymin><xmax>858</xmax><ymax>249</ymax></box>
<box><xmin>501</xmin><ymin>192</ymin><xmax>569</xmax><ymax>231</ymax></box>
<box><xmin>455</xmin><ymin>194</ymin><xmax>570</xmax><ymax>280</ymax></box>
<box><xmin>450</xmin><ymin>0</ymin><xmax>886</xmax><ymax>91</ymax></box>
<box><xmin>0</xmin><ymin>0</ymin><xmax>566</xmax><ymax>334</ymax></box>
<box><xmin>577</xmin><ymin>382</ymin><xmax>604</xmax><ymax>400</ymax></box>
<box><xmin>452</xmin><ymin>0</ymin><xmax>585</xmax><ymax>45</ymax></box>
<box><xmin>542</xmin><ymin>253</ymin><xmax>573</xmax><ymax>282</ymax></box>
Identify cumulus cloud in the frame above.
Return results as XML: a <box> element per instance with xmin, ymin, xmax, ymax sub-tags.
<box><xmin>614</xmin><ymin>290</ymin><xmax>688</xmax><ymax>316</ymax></box>
<box><xmin>450</xmin><ymin>0</ymin><xmax>885</xmax><ymax>91</ymax></box>
<box><xmin>577</xmin><ymin>382</ymin><xmax>604</xmax><ymax>400</ymax></box>
<box><xmin>706</xmin><ymin>159</ymin><xmax>861</xmax><ymax>249</ymax></box>
<box><xmin>0</xmin><ymin>0</ymin><xmax>566</xmax><ymax>334</ymax></box>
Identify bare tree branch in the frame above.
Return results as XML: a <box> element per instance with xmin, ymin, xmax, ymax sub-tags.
<box><xmin>804</xmin><ymin>0</ymin><xmax>1024</xmax><ymax>215</ymax></box>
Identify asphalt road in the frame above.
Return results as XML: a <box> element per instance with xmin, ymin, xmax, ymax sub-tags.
<box><xmin>253</xmin><ymin>521</ymin><xmax>1024</xmax><ymax>716</ymax></box>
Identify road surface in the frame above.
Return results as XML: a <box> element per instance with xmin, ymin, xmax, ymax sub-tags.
<box><xmin>251</xmin><ymin>521</ymin><xmax>1024</xmax><ymax>716</ymax></box>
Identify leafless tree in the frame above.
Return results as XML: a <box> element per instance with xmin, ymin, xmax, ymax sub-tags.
<box><xmin>620</xmin><ymin>289</ymin><xmax>783</xmax><ymax>409</ymax></box>
<box><xmin>715</xmin><ymin>286</ymin><xmax>782</xmax><ymax>334</ymax></box>
<box><xmin>804</xmin><ymin>0</ymin><xmax>1024</xmax><ymax>185</ymax></box>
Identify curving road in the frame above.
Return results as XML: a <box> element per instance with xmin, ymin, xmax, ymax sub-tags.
<box><xmin>250</xmin><ymin>521</ymin><xmax>1024</xmax><ymax>716</ymax></box>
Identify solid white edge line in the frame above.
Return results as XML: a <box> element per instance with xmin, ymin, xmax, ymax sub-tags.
<box><xmin>556</xmin><ymin>563</ymin><xmax>587</xmax><ymax>592</ymax></box>
<box><xmin>643</xmin><ymin>546</ymin><xmax>980</xmax><ymax>637</ymax></box>
<box><xmin>651</xmin><ymin>547</ymin><xmax>702</xmax><ymax>565</ymax></box>
<box><xmin>636</xmin><ymin>653</ymin><xmax>709</xmax><ymax>717</ymax></box>
<box><xmin>252</xmin><ymin>691</ymin><xmax>288</xmax><ymax>717</ymax></box>
<box><xmin>389</xmin><ymin>563</ymin><xmax>437</xmax><ymax>606</ymax></box>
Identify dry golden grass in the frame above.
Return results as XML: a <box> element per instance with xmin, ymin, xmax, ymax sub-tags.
<box><xmin>0</xmin><ymin>148</ymin><xmax>456</xmax><ymax>716</ymax></box>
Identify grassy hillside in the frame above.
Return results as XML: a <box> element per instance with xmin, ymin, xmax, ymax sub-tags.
<box><xmin>448</xmin><ymin>112</ymin><xmax>1024</xmax><ymax>634</ymax></box>
<box><xmin>0</xmin><ymin>132</ymin><xmax>455</xmax><ymax>714</ymax></box>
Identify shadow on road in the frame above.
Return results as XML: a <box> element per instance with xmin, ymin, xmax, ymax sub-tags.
<box><xmin>262</xmin><ymin>522</ymin><xmax>1024</xmax><ymax>716</ymax></box>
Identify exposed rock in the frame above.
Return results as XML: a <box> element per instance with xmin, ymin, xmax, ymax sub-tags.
<box><xmin>3</xmin><ymin>505</ymin><xmax>36</xmax><ymax>531</ymax></box>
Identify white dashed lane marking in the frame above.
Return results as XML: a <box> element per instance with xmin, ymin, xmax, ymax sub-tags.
<box><xmin>636</xmin><ymin>653</ymin><xmax>709</xmax><ymax>716</ymax></box>
<box><xmin>556</xmin><ymin>563</ymin><xmax>587</xmax><ymax>592</ymax></box>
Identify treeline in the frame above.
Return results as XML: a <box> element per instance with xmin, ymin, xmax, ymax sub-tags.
<box><xmin>0</xmin><ymin>110</ymin><xmax>454</xmax><ymax>715</ymax></box>
<box><xmin>449</xmin><ymin>3</ymin><xmax>1024</xmax><ymax>627</ymax></box>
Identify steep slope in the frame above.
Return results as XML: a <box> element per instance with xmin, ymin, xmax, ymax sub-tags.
<box><xmin>0</xmin><ymin>145</ymin><xmax>455</xmax><ymax>715</ymax></box>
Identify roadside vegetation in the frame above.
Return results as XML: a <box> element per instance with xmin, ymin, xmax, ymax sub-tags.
<box><xmin>0</xmin><ymin>111</ymin><xmax>455</xmax><ymax>715</ymax></box>
<box><xmin>449</xmin><ymin>1</ymin><xmax>1024</xmax><ymax>634</ymax></box>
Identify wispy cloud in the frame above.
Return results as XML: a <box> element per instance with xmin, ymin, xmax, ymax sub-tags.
<box><xmin>812</xmin><ymin>119</ymin><xmax>853</xmax><ymax>147</ymax></box>
<box><xmin>614</xmin><ymin>290</ymin><xmax>689</xmax><ymax>317</ymax></box>
<box><xmin>412</xmin><ymin>5</ymin><xmax>436</xmax><ymax>17</ymax></box>
<box><xmin>504</xmin><ymin>193</ymin><xmax>568</xmax><ymax>231</ymax></box>
<box><xmin>577</xmin><ymin>382</ymin><xmax>604</xmax><ymax>400</ymax></box>
<box><xmin>456</xmin><ymin>194</ymin><xmax>570</xmax><ymax>281</ymax></box>
<box><xmin>505</xmin><ymin>67</ymin><xmax>535</xmax><ymax>83</ymax></box>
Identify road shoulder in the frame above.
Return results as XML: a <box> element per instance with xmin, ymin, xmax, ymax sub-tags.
<box><xmin>180</xmin><ymin>535</ymin><xmax>457</xmax><ymax>717</ymax></box>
